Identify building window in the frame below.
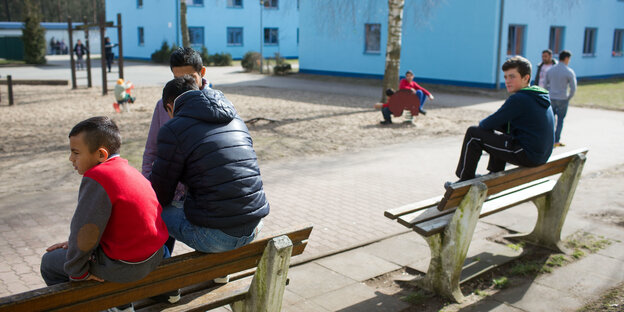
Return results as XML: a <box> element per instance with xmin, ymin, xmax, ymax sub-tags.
<box><xmin>137</xmin><ymin>0</ymin><xmax>143</xmax><ymax>8</ymax></box>
<box><xmin>263</xmin><ymin>0</ymin><xmax>278</xmax><ymax>9</ymax></box>
<box><xmin>138</xmin><ymin>27</ymin><xmax>144</xmax><ymax>46</ymax></box>
<box><xmin>297</xmin><ymin>28</ymin><xmax>299</xmax><ymax>45</ymax></box>
<box><xmin>507</xmin><ymin>25</ymin><xmax>526</xmax><ymax>56</ymax></box>
<box><xmin>227</xmin><ymin>0</ymin><xmax>242</xmax><ymax>8</ymax></box>
<box><xmin>264</xmin><ymin>27</ymin><xmax>278</xmax><ymax>45</ymax></box>
<box><xmin>365</xmin><ymin>23</ymin><xmax>381</xmax><ymax>54</ymax></box>
<box><xmin>583</xmin><ymin>27</ymin><xmax>598</xmax><ymax>56</ymax></box>
<box><xmin>188</xmin><ymin>27</ymin><xmax>204</xmax><ymax>47</ymax></box>
<box><xmin>549</xmin><ymin>26</ymin><xmax>564</xmax><ymax>55</ymax></box>
<box><xmin>613</xmin><ymin>29</ymin><xmax>623</xmax><ymax>57</ymax></box>
<box><xmin>227</xmin><ymin>27</ymin><xmax>243</xmax><ymax>46</ymax></box>
<box><xmin>186</xmin><ymin>0</ymin><xmax>204</xmax><ymax>6</ymax></box>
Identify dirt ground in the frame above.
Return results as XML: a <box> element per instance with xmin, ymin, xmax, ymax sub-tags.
<box><xmin>0</xmin><ymin>84</ymin><xmax>488</xmax><ymax>198</ymax></box>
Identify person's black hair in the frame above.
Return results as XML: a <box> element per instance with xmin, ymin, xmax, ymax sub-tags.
<box><xmin>69</xmin><ymin>116</ymin><xmax>121</xmax><ymax>154</ymax></box>
<box><xmin>502</xmin><ymin>55</ymin><xmax>532</xmax><ymax>79</ymax></box>
<box><xmin>542</xmin><ymin>49</ymin><xmax>553</xmax><ymax>55</ymax></box>
<box><xmin>169</xmin><ymin>47</ymin><xmax>203</xmax><ymax>73</ymax></box>
<box><xmin>385</xmin><ymin>88</ymin><xmax>395</xmax><ymax>97</ymax></box>
<box><xmin>162</xmin><ymin>75</ymin><xmax>200</xmax><ymax>112</ymax></box>
<box><xmin>559</xmin><ymin>50</ymin><xmax>572</xmax><ymax>61</ymax></box>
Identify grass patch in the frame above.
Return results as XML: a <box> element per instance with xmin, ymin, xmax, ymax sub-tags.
<box><xmin>572</xmin><ymin>249</ymin><xmax>585</xmax><ymax>259</ymax></box>
<box><xmin>572</xmin><ymin>78</ymin><xmax>624</xmax><ymax>111</ymax></box>
<box><xmin>0</xmin><ymin>59</ymin><xmax>26</xmax><ymax>66</ymax></box>
<box><xmin>565</xmin><ymin>232</ymin><xmax>613</xmax><ymax>253</ymax></box>
<box><xmin>506</xmin><ymin>242</ymin><xmax>525</xmax><ymax>251</ymax></box>
<box><xmin>400</xmin><ymin>289</ymin><xmax>433</xmax><ymax>305</ymax></box>
<box><xmin>474</xmin><ymin>289</ymin><xmax>487</xmax><ymax>297</ymax></box>
<box><xmin>492</xmin><ymin>276</ymin><xmax>509</xmax><ymax>289</ymax></box>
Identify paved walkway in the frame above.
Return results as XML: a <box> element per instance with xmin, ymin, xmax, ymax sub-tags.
<box><xmin>1</xmin><ymin>60</ymin><xmax>623</xmax><ymax>311</ymax></box>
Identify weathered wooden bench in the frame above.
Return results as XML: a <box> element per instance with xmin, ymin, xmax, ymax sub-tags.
<box><xmin>0</xmin><ymin>224</ymin><xmax>313</xmax><ymax>312</ymax></box>
<box><xmin>384</xmin><ymin>148</ymin><xmax>588</xmax><ymax>302</ymax></box>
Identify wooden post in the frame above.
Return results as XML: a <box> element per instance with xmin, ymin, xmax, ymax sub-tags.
<box><xmin>99</xmin><ymin>13</ymin><xmax>107</xmax><ymax>95</ymax></box>
<box><xmin>7</xmin><ymin>75</ymin><xmax>14</xmax><ymax>106</ymax></box>
<box><xmin>419</xmin><ymin>182</ymin><xmax>487</xmax><ymax>303</ymax></box>
<box><xmin>116</xmin><ymin>13</ymin><xmax>124</xmax><ymax>79</ymax></box>
<box><xmin>67</xmin><ymin>16</ymin><xmax>77</xmax><ymax>89</ymax></box>
<box><xmin>515</xmin><ymin>154</ymin><xmax>587</xmax><ymax>253</ymax></box>
<box><xmin>230</xmin><ymin>235</ymin><xmax>293</xmax><ymax>312</ymax></box>
<box><xmin>84</xmin><ymin>16</ymin><xmax>92</xmax><ymax>88</ymax></box>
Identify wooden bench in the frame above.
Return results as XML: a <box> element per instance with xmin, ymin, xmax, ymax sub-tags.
<box><xmin>0</xmin><ymin>225</ymin><xmax>313</xmax><ymax>312</ymax></box>
<box><xmin>384</xmin><ymin>148</ymin><xmax>588</xmax><ymax>302</ymax></box>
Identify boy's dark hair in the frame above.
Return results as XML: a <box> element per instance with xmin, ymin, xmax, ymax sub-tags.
<box><xmin>169</xmin><ymin>47</ymin><xmax>203</xmax><ymax>73</ymax></box>
<box><xmin>69</xmin><ymin>116</ymin><xmax>121</xmax><ymax>154</ymax></box>
<box><xmin>502</xmin><ymin>56</ymin><xmax>532</xmax><ymax>79</ymax></box>
<box><xmin>385</xmin><ymin>88</ymin><xmax>395</xmax><ymax>97</ymax></box>
<box><xmin>559</xmin><ymin>50</ymin><xmax>572</xmax><ymax>61</ymax></box>
<box><xmin>162</xmin><ymin>75</ymin><xmax>200</xmax><ymax>112</ymax></box>
<box><xmin>542</xmin><ymin>49</ymin><xmax>552</xmax><ymax>55</ymax></box>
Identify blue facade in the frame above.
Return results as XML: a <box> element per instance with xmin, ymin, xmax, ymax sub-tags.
<box><xmin>106</xmin><ymin>0</ymin><xmax>299</xmax><ymax>60</ymax></box>
<box><xmin>300</xmin><ymin>0</ymin><xmax>624</xmax><ymax>88</ymax></box>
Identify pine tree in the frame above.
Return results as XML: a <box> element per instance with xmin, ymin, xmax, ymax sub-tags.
<box><xmin>22</xmin><ymin>0</ymin><xmax>47</xmax><ymax>64</ymax></box>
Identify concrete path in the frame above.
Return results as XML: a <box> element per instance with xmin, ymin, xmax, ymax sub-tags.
<box><xmin>1</xmin><ymin>59</ymin><xmax>623</xmax><ymax>311</ymax></box>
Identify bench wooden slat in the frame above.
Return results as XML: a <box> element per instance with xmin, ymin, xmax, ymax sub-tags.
<box><xmin>438</xmin><ymin>148</ymin><xmax>588</xmax><ymax>211</ymax></box>
<box><xmin>0</xmin><ymin>225</ymin><xmax>312</xmax><ymax>312</ymax></box>
<box><xmin>414</xmin><ymin>179</ymin><xmax>557</xmax><ymax>236</ymax></box>
<box><xmin>399</xmin><ymin>178</ymin><xmax>551</xmax><ymax>228</ymax></box>
<box><xmin>384</xmin><ymin>195</ymin><xmax>442</xmax><ymax>219</ymax></box>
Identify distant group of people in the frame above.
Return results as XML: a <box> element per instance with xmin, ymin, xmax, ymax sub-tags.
<box><xmin>48</xmin><ymin>37</ymin><xmax>68</xmax><ymax>55</ymax></box>
<box><xmin>40</xmin><ymin>47</ymin><xmax>269</xmax><ymax>311</ymax></box>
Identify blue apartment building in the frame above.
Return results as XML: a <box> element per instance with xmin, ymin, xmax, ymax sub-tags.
<box><xmin>106</xmin><ymin>0</ymin><xmax>299</xmax><ymax>60</ymax></box>
<box><xmin>299</xmin><ymin>0</ymin><xmax>624</xmax><ymax>88</ymax></box>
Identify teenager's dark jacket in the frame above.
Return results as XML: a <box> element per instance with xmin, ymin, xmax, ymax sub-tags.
<box><xmin>150</xmin><ymin>88</ymin><xmax>269</xmax><ymax>234</ymax></box>
<box><xmin>479</xmin><ymin>86</ymin><xmax>555</xmax><ymax>165</ymax></box>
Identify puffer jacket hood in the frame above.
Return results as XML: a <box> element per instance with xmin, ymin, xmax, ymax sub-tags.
<box><xmin>174</xmin><ymin>88</ymin><xmax>237</xmax><ymax>123</ymax></box>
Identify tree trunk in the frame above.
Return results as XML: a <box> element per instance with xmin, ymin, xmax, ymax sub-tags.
<box><xmin>180</xmin><ymin>0</ymin><xmax>190</xmax><ymax>48</ymax></box>
<box><xmin>381</xmin><ymin>0</ymin><xmax>404</xmax><ymax>103</ymax></box>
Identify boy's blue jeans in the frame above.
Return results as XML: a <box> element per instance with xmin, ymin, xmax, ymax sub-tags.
<box><xmin>161</xmin><ymin>201</ymin><xmax>262</xmax><ymax>253</ymax></box>
<box><xmin>551</xmin><ymin>99</ymin><xmax>569</xmax><ymax>143</ymax></box>
<box><xmin>415</xmin><ymin>90</ymin><xmax>427</xmax><ymax>110</ymax></box>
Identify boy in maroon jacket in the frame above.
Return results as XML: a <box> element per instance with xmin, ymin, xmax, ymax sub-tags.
<box><xmin>40</xmin><ymin>117</ymin><xmax>170</xmax><ymax>311</ymax></box>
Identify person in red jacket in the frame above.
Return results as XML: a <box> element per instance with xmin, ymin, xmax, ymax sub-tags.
<box><xmin>399</xmin><ymin>70</ymin><xmax>434</xmax><ymax>115</ymax></box>
<box><xmin>40</xmin><ymin>116</ymin><xmax>171</xmax><ymax>311</ymax></box>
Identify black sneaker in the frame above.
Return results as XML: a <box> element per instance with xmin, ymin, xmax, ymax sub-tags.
<box><xmin>150</xmin><ymin>289</ymin><xmax>181</xmax><ymax>304</ymax></box>
<box><xmin>380</xmin><ymin>120</ymin><xmax>392</xmax><ymax>125</ymax></box>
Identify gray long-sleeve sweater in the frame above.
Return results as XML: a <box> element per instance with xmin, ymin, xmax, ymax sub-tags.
<box><xmin>545</xmin><ymin>62</ymin><xmax>577</xmax><ymax>101</ymax></box>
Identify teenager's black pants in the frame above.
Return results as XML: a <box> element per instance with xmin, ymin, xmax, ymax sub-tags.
<box><xmin>455</xmin><ymin>126</ymin><xmax>536</xmax><ymax>181</ymax></box>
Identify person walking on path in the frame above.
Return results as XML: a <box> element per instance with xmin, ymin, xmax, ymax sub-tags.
<box><xmin>104</xmin><ymin>37</ymin><xmax>118</xmax><ymax>73</ymax></box>
<box><xmin>399</xmin><ymin>70</ymin><xmax>434</xmax><ymax>115</ymax></box>
<box><xmin>448</xmin><ymin>56</ymin><xmax>554</xmax><ymax>183</ymax></box>
<box><xmin>534</xmin><ymin>49</ymin><xmax>556</xmax><ymax>88</ymax></box>
<box><xmin>73</xmin><ymin>39</ymin><xmax>88</xmax><ymax>70</ymax></box>
<box><xmin>545</xmin><ymin>50</ymin><xmax>576</xmax><ymax>147</ymax></box>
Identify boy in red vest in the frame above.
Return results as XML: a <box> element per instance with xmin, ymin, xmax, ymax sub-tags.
<box><xmin>40</xmin><ymin>117</ymin><xmax>170</xmax><ymax>311</ymax></box>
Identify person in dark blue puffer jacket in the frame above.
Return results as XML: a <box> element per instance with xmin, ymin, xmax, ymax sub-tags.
<box><xmin>150</xmin><ymin>75</ymin><xmax>269</xmax><ymax>254</ymax></box>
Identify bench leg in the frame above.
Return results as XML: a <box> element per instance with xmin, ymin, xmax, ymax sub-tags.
<box><xmin>231</xmin><ymin>235</ymin><xmax>293</xmax><ymax>312</ymax></box>
<box><xmin>512</xmin><ymin>154</ymin><xmax>586</xmax><ymax>253</ymax></box>
<box><xmin>418</xmin><ymin>183</ymin><xmax>487</xmax><ymax>303</ymax></box>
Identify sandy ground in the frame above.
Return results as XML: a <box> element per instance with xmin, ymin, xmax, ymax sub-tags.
<box><xmin>0</xmin><ymin>84</ymin><xmax>489</xmax><ymax>199</ymax></box>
